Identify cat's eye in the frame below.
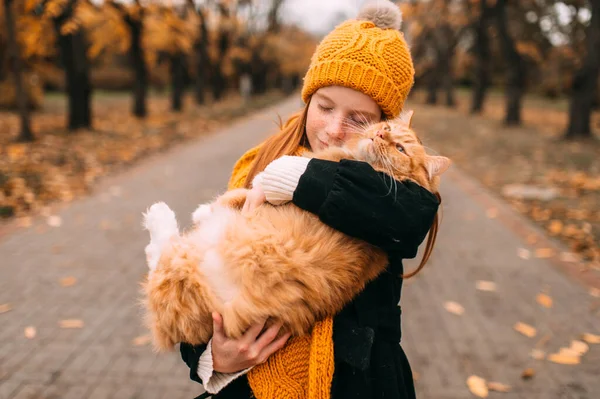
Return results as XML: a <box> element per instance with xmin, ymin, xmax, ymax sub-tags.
<box><xmin>396</xmin><ymin>144</ymin><xmax>405</xmax><ymax>153</ymax></box>
<box><xmin>383</xmin><ymin>125</ymin><xmax>391</xmax><ymax>132</ymax></box>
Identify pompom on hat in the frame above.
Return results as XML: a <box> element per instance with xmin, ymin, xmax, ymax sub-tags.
<box><xmin>301</xmin><ymin>0</ymin><xmax>415</xmax><ymax>118</ymax></box>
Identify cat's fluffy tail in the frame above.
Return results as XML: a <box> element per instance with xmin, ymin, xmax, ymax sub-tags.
<box><xmin>143</xmin><ymin>202</ymin><xmax>179</xmax><ymax>272</ymax></box>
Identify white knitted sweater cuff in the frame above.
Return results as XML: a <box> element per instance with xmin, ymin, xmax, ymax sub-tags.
<box><xmin>197</xmin><ymin>339</ymin><xmax>253</xmax><ymax>394</ymax></box>
<box><xmin>252</xmin><ymin>155</ymin><xmax>311</xmax><ymax>205</ymax></box>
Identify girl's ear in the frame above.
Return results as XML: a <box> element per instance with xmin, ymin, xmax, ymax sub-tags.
<box><xmin>425</xmin><ymin>156</ymin><xmax>452</xmax><ymax>180</ymax></box>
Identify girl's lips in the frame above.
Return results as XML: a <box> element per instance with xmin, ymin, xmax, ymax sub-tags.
<box><xmin>319</xmin><ymin>139</ymin><xmax>329</xmax><ymax>148</ymax></box>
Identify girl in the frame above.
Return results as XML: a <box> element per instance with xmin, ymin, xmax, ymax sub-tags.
<box><xmin>180</xmin><ymin>2</ymin><xmax>440</xmax><ymax>398</ymax></box>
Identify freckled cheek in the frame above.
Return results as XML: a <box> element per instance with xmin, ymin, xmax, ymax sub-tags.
<box><xmin>306</xmin><ymin>116</ymin><xmax>327</xmax><ymax>146</ymax></box>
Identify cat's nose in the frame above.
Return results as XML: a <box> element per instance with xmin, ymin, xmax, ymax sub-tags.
<box><xmin>376</xmin><ymin>130</ymin><xmax>385</xmax><ymax>138</ymax></box>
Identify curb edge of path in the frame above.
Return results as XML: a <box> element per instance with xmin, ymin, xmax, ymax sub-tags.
<box><xmin>446</xmin><ymin>166</ymin><xmax>600</xmax><ymax>291</ymax></box>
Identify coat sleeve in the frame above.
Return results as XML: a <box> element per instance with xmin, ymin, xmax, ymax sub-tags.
<box><xmin>292</xmin><ymin>159</ymin><xmax>440</xmax><ymax>258</ymax></box>
<box><xmin>180</xmin><ymin>342</ymin><xmax>207</xmax><ymax>384</ymax></box>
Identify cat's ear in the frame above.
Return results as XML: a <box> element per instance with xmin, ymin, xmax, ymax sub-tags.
<box><xmin>405</xmin><ymin>110</ymin><xmax>414</xmax><ymax>127</ymax></box>
<box><xmin>425</xmin><ymin>156</ymin><xmax>451</xmax><ymax>179</ymax></box>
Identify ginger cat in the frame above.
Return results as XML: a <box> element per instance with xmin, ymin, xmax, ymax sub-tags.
<box><xmin>142</xmin><ymin>112</ymin><xmax>451</xmax><ymax>351</ymax></box>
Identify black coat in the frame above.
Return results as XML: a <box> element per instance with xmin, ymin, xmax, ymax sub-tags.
<box><xmin>180</xmin><ymin>159</ymin><xmax>440</xmax><ymax>399</ymax></box>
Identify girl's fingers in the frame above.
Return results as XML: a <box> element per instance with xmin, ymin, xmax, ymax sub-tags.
<box><xmin>212</xmin><ymin>312</ymin><xmax>225</xmax><ymax>337</ymax></box>
<box><xmin>242</xmin><ymin>318</ymin><xmax>268</xmax><ymax>344</ymax></box>
<box><xmin>254</xmin><ymin>322</ymin><xmax>283</xmax><ymax>350</ymax></box>
<box><xmin>260</xmin><ymin>331</ymin><xmax>291</xmax><ymax>359</ymax></box>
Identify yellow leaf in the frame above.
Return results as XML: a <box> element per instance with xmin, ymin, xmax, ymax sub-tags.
<box><xmin>559</xmin><ymin>252</ymin><xmax>579</xmax><ymax>263</ymax></box>
<box><xmin>548</xmin><ymin>220</ymin><xmax>563</xmax><ymax>235</ymax></box>
<box><xmin>0</xmin><ymin>303</ymin><xmax>12</xmax><ymax>314</ymax></box>
<box><xmin>486</xmin><ymin>208</ymin><xmax>498</xmax><ymax>219</ymax></box>
<box><xmin>517</xmin><ymin>248</ymin><xmax>531</xmax><ymax>260</ymax></box>
<box><xmin>132</xmin><ymin>334</ymin><xmax>151</xmax><ymax>346</ymax></box>
<box><xmin>535</xmin><ymin>248</ymin><xmax>556</xmax><ymax>259</ymax></box>
<box><xmin>589</xmin><ymin>288</ymin><xmax>600</xmax><ymax>298</ymax></box>
<box><xmin>569</xmin><ymin>340</ymin><xmax>589</xmax><ymax>355</ymax></box>
<box><xmin>521</xmin><ymin>368</ymin><xmax>535</xmax><ymax>379</ymax></box>
<box><xmin>47</xmin><ymin>215</ymin><xmax>62</xmax><ymax>227</ymax></box>
<box><xmin>514</xmin><ymin>322</ymin><xmax>537</xmax><ymax>338</ymax></box>
<box><xmin>548</xmin><ymin>351</ymin><xmax>580</xmax><ymax>365</ymax></box>
<box><xmin>60</xmin><ymin>277</ymin><xmax>77</xmax><ymax>287</ymax></box>
<box><xmin>444</xmin><ymin>301</ymin><xmax>465</xmax><ymax>316</ymax></box>
<box><xmin>536</xmin><ymin>293</ymin><xmax>553</xmax><ymax>308</ymax></box>
<box><xmin>467</xmin><ymin>375</ymin><xmax>488</xmax><ymax>398</ymax></box>
<box><xmin>475</xmin><ymin>281</ymin><xmax>497</xmax><ymax>292</ymax></box>
<box><xmin>581</xmin><ymin>333</ymin><xmax>600</xmax><ymax>344</ymax></box>
<box><xmin>59</xmin><ymin>319</ymin><xmax>84</xmax><ymax>329</ymax></box>
<box><xmin>24</xmin><ymin>326</ymin><xmax>36</xmax><ymax>339</ymax></box>
<box><xmin>530</xmin><ymin>349</ymin><xmax>545</xmax><ymax>360</ymax></box>
<box><xmin>487</xmin><ymin>382</ymin><xmax>511</xmax><ymax>392</ymax></box>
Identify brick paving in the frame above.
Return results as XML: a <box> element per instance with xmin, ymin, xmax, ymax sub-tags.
<box><xmin>1</xmin><ymin>96</ymin><xmax>598</xmax><ymax>399</ymax></box>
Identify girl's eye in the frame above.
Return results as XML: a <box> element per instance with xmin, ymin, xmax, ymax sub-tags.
<box><xmin>396</xmin><ymin>144</ymin><xmax>405</xmax><ymax>153</ymax></box>
<box><xmin>319</xmin><ymin>104</ymin><xmax>333</xmax><ymax>112</ymax></box>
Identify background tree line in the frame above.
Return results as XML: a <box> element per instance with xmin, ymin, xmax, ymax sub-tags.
<box><xmin>0</xmin><ymin>0</ymin><xmax>317</xmax><ymax>141</ymax></box>
<box><xmin>401</xmin><ymin>0</ymin><xmax>600</xmax><ymax>139</ymax></box>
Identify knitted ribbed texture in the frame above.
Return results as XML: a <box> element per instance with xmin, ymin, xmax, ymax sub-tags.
<box><xmin>228</xmin><ymin>146</ymin><xmax>334</xmax><ymax>399</ymax></box>
<box><xmin>301</xmin><ymin>18</ymin><xmax>414</xmax><ymax>118</ymax></box>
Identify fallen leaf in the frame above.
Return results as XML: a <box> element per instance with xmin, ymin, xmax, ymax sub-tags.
<box><xmin>526</xmin><ymin>234</ymin><xmax>538</xmax><ymax>245</ymax></box>
<box><xmin>530</xmin><ymin>349</ymin><xmax>545</xmax><ymax>360</ymax></box>
<box><xmin>581</xmin><ymin>333</ymin><xmax>600</xmax><ymax>344</ymax></box>
<box><xmin>486</xmin><ymin>208</ymin><xmax>498</xmax><ymax>219</ymax></box>
<box><xmin>467</xmin><ymin>375</ymin><xmax>488</xmax><ymax>398</ymax></box>
<box><xmin>0</xmin><ymin>303</ymin><xmax>12</xmax><ymax>314</ymax></box>
<box><xmin>476</xmin><ymin>281</ymin><xmax>497</xmax><ymax>292</ymax></box>
<box><xmin>59</xmin><ymin>319</ymin><xmax>84</xmax><ymax>329</ymax></box>
<box><xmin>535</xmin><ymin>248</ymin><xmax>556</xmax><ymax>259</ymax></box>
<box><xmin>559</xmin><ymin>252</ymin><xmax>580</xmax><ymax>263</ymax></box>
<box><xmin>548</xmin><ymin>220</ymin><xmax>563</xmax><ymax>235</ymax></box>
<box><xmin>47</xmin><ymin>215</ymin><xmax>62</xmax><ymax>227</ymax></box>
<box><xmin>24</xmin><ymin>326</ymin><xmax>36</xmax><ymax>339</ymax></box>
<box><xmin>590</xmin><ymin>288</ymin><xmax>600</xmax><ymax>298</ymax></box>
<box><xmin>132</xmin><ymin>334</ymin><xmax>151</xmax><ymax>346</ymax></box>
<box><xmin>521</xmin><ymin>368</ymin><xmax>535</xmax><ymax>380</ymax></box>
<box><xmin>536</xmin><ymin>293</ymin><xmax>553</xmax><ymax>308</ymax></box>
<box><xmin>444</xmin><ymin>301</ymin><xmax>465</xmax><ymax>316</ymax></box>
<box><xmin>60</xmin><ymin>277</ymin><xmax>77</xmax><ymax>287</ymax></box>
<box><xmin>514</xmin><ymin>322</ymin><xmax>537</xmax><ymax>338</ymax></box>
<box><xmin>569</xmin><ymin>340</ymin><xmax>589</xmax><ymax>355</ymax></box>
<box><xmin>517</xmin><ymin>248</ymin><xmax>531</xmax><ymax>260</ymax></box>
<box><xmin>487</xmin><ymin>382</ymin><xmax>511</xmax><ymax>393</ymax></box>
<box><xmin>548</xmin><ymin>351</ymin><xmax>580</xmax><ymax>365</ymax></box>
<box><xmin>16</xmin><ymin>217</ymin><xmax>32</xmax><ymax>227</ymax></box>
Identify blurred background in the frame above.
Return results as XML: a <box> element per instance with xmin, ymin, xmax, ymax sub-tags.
<box><xmin>0</xmin><ymin>0</ymin><xmax>599</xmax><ymax>398</ymax></box>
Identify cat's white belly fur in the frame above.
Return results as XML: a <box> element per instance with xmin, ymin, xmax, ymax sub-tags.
<box><xmin>192</xmin><ymin>206</ymin><xmax>240</xmax><ymax>304</ymax></box>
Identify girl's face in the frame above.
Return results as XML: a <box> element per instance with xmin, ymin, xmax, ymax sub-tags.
<box><xmin>306</xmin><ymin>86</ymin><xmax>382</xmax><ymax>151</ymax></box>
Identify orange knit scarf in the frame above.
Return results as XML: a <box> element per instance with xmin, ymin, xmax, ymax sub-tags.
<box><xmin>227</xmin><ymin>145</ymin><xmax>334</xmax><ymax>399</ymax></box>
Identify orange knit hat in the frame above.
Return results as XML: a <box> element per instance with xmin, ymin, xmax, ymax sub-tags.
<box><xmin>301</xmin><ymin>0</ymin><xmax>415</xmax><ymax>118</ymax></box>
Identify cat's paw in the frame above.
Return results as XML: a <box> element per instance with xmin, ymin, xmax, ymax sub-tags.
<box><xmin>144</xmin><ymin>202</ymin><xmax>177</xmax><ymax>233</ymax></box>
<box><xmin>192</xmin><ymin>203</ymin><xmax>212</xmax><ymax>224</ymax></box>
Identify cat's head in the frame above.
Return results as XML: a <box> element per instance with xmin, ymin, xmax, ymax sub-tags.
<box><xmin>344</xmin><ymin>111</ymin><xmax>451</xmax><ymax>192</ymax></box>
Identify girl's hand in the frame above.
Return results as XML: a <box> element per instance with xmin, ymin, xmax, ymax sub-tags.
<box><xmin>241</xmin><ymin>186</ymin><xmax>266</xmax><ymax>215</ymax></box>
<box><xmin>211</xmin><ymin>312</ymin><xmax>290</xmax><ymax>374</ymax></box>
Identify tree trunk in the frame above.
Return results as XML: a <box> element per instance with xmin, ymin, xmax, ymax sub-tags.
<box><xmin>212</xmin><ymin>29</ymin><xmax>229</xmax><ymax>101</ymax></box>
<box><xmin>494</xmin><ymin>0</ymin><xmax>525</xmax><ymax>126</ymax></box>
<box><xmin>53</xmin><ymin>0</ymin><xmax>93</xmax><ymax>131</ymax></box>
<box><xmin>130</xmin><ymin>16</ymin><xmax>147</xmax><ymax>118</ymax></box>
<box><xmin>171</xmin><ymin>53</ymin><xmax>185</xmax><ymax>112</ymax></box>
<box><xmin>4</xmin><ymin>0</ymin><xmax>34</xmax><ymax>142</ymax></box>
<box><xmin>565</xmin><ymin>0</ymin><xmax>600</xmax><ymax>139</ymax></box>
<box><xmin>194</xmin><ymin>6</ymin><xmax>210</xmax><ymax>105</ymax></box>
<box><xmin>471</xmin><ymin>0</ymin><xmax>491</xmax><ymax>114</ymax></box>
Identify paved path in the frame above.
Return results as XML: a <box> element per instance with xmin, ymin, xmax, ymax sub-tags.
<box><xmin>1</xmin><ymin>96</ymin><xmax>598</xmax><ymax>399</ymax></box>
